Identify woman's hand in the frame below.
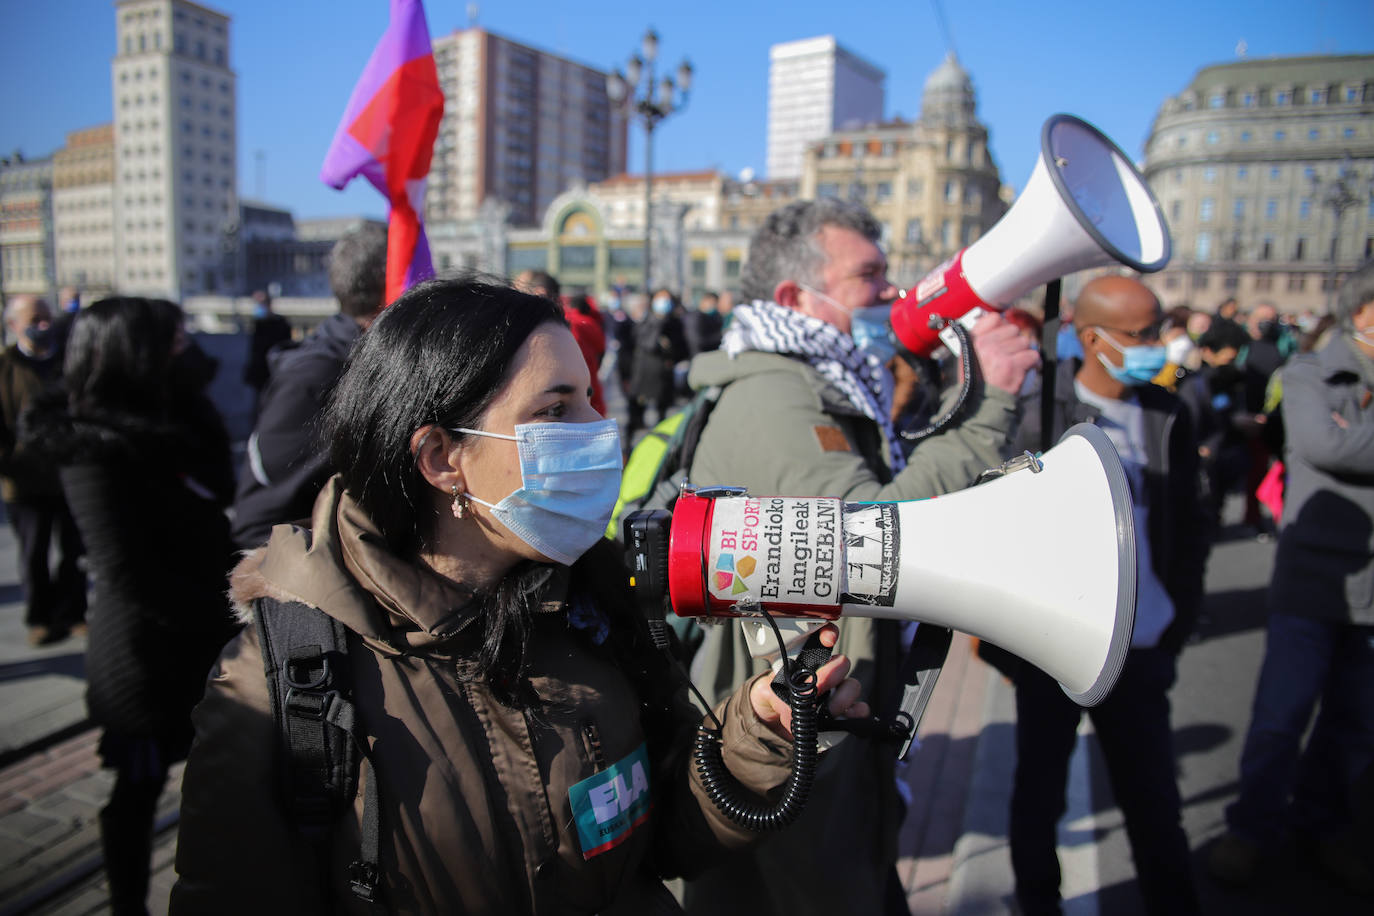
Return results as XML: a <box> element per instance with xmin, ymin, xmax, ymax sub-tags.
<box><xmin>748</xmin><ymin>624</ymin><xmax>870</xmax><ymax>741</ymax></box>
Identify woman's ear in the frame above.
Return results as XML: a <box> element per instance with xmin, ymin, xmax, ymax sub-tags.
<box><xmin>410</xmin><ymin>425</ymin><xmax>463</xmax><ymax>494</ymax></box>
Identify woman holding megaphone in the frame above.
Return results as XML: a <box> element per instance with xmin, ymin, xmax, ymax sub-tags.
<box><xmin>170</xmin><ymin>277</ymin><xmax>867</xmax><ymax>914</ymax></box>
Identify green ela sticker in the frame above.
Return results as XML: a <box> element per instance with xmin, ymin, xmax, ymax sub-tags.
<box><xmin>569</xmin><ymin>742</ymin><xmax>652</xmax><ymax>859</ymax></box>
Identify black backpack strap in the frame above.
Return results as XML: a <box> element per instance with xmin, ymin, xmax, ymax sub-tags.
<box><xmin>254</xmin><ymin>596</ymin><xmax>381</xmax><ymax>905</ymax></box>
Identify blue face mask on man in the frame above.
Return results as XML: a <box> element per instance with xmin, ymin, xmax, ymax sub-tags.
<box><xmin>1094</xmin><ymin>328</ymin><xmax>1167</xmax><ymax>386</ymax></box>
<box><xmin>849</xmin><ymin>305</ymin><xmax>897</xmax><ymax>364</ymax></box>
<box><xmin>452</xmin><ymin>418</ymin><xmax>623</xmax><ymax>566</ymax></box>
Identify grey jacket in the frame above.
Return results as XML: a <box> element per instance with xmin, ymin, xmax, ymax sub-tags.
<box><xmin>1271</xmin><ymin>334</ymin><xmax>1374</xmax><ymax>623</ymax></box>
<box><xmin>679</xmin><ymin>348</ymin><xmax>1019</xmax><ymax>915</ymax></box>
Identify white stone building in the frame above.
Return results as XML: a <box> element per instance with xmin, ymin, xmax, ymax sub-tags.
<box><xmin>766</xmin><ymin>36</ymin><xmax>885</xmax><ymax>181</ymax></box>
<box><xmin>111</xmin><ymin>0</ymin><xmax>237</xmax><ymax>299</ymax></box>
<box><xmin>1143</xmin><ymin>54</ymin><xmax>1374</xmax><ymax>312</ymax></box>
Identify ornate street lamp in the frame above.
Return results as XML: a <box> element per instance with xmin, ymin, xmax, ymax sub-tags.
<box><xmin>607</xmin><ymin>29</ymin><xmax>692</xmax><ymax>292</ymax></box>
<box><xmin>1311</xmin><ymin>155</ymin><xmax>1374</xmax><ymax>308</ymax></box>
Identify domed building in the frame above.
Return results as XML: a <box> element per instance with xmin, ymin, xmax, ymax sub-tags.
<box><xmin>798</xmin><ymin>52</ymin><xmax>1007</xmax><ymax>286</ymax></box>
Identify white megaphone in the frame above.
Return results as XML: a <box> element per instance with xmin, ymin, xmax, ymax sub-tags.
<box><xmin>890</xmin><ymin>113</ymin><xmax>1171</xmax><ymax>357</ymax></box>
<box><xmin>627</xmin><ymin>423</ymin><xmax>1136</xmax><ymax>707</ymax></box>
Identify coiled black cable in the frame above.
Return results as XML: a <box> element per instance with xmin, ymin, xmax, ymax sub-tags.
<box><xmin>690</xmin><ymin>653</ymin><xmax>821</xmax><ymax>830</ymax></box>
<box><xmin>902</xmin><ymin>316</ymin><xmax>973</xmax><ymax>443</ymax></box>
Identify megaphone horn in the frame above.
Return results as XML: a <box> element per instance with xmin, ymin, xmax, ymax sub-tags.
<box><xmin>890</xmin><ymin>113</ymin><xmax>1172</xmax><ymax>357</ymax></box>
<box><xmin>636</xmin><ymin>423</ymin><xmax>1136</xmax><ymax>707</ymax></box>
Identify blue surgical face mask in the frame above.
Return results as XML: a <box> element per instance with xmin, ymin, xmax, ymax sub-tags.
<box><xmin>849</xmin><ymin>305</ymin><xmax>897</xmax><ymax>364</ymax></box>
<box><xmin>452</xmin><ymin>418</ymin><xmax>623</xmax><ymax>566</ymax></box>
<box><xmin>253</xmin><ymin>304</ymin><xmax>270</xmax><ymax>319</ymax></box>
<box><xmin>1094</xmin><ymin>328</ymin><xmax>1167</xmax><ymax>387</ymax></box>
<box><xmin>651</xmin><ymin>296</ymin><xmax>673</xmax><ymax>316</ymax></box>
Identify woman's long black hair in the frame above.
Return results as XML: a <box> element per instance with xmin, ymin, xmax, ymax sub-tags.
<box><xmin>324</xmin><ymin>276</ymin><xmax>567</xmax><ymax>700</ymax></box>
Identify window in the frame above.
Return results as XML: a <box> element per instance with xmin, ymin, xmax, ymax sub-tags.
<box><xmin>1170</xmin><ymin>201</ymin><xmax>1182</xmax><ymax>222</ymax></box>
<box><xmin>905</xmin><ymin>218</ymin><xmax>923</xmax><ymax>243</ymax></box>
<box><xmin>1254</xmin><ymin>273</ymin><xmax>1273</xmax><ymax>292</ymax></box>
<box><xmin>875</xmin><ymin>181</ymin><xmax>892</xmax><ymax>202</ymax></box>
<box><xmin>1240</xmin><ymin>130</ymin><xmax>1252</xmax><ymax>143</ymax></box>
<box><xmin>1208</xmin><ymin>93</ymin><xmax>1225</xmax><ymax>108</ymax></box>
<box><xmin>1299</xmin><ymin>199</ymin><xmax>1312</xmax><ymax>220</ymax></box>
<box><xmin>1260</xmin><ymin>237</ymin><xmax>1273</xmax><ymax>261</ymax></box>
<box><xmin>906</xmin><ymin>179</ymin><xmax>923</xmax><ymax>197</ymax></box>
<box><xmin>1176</xmin><ymin>135</ymin><xmax>1187</xmax><ymax>148</ymax></box>
<box><xmin>1270</xmin><ymin>166</ymin><xmax>1281</xmax><ymax>180</ymax></box>
<box><xmin>1206</xmin><ymin>131</ymin><xmax>1220</xmax><ymax>145</ymax></box>
<box><xmin>1287</xmin><ymin>272</ymin><xmax>1305</xmax><ymax>292</ymax></box>
<box><xmin>944</xmin><ymin>179</ymin><xmax>958</xmax><ymax>203</ymax></box>
<box><xmin>1345</xmin><ymin>127</ymin><xmax>1356</xmax><ymax>139</ymax></box>
<box><xmin>1308</xmin><ymin>129</ymin><xmax>1320</xmax><ymax>141</ymax></box>
<box><xmin>941</xmin><ymin>219</ymin><xmax>954</xmax><ymax>249</ymax></box>
<box><xmin>1274</xmin><ymin>130</ymin><xmax>1286</xmax><ymax>142</ymax></box>
<box><xmin>1200</xmin><ymin>198</ymin><xmax>1215</xmax><ymax>222</ymax></box>
<box><xmin>1233</xmin><ymin>199</ymin><xmax>1246</xmax><ymax>220</ymax></box>
<box><xmin>1243</xmin><ymin>92</ymin><xmax>1256</xmax><ymax>107</ymax></box>
<box><xmin>1348</xmin><ymin>87</ymin><xmax>1361</xmax><ymax>103</ymax></box>
<box><xmin>725</xmin><ymin>258</ymin><xmax>741</xmax><ymax>279</ymax></box>
<box><xmin>1266</xmin><ymin>199</ymin><xmax>1279</xmax><ymax>220</ymax></box>
<box><xmin>817</xmin><ymin>182</ymin><xmax>839</xmax><ymax>199</ymax></box>
<box><xmin>690</xmin><ymin>258</ymin><xmax>706</xmax><ymax>279</ymax></box>
<box><xmin>1192</xmin><ymin>271</ymin><xmax>1210</xmax><ymax>290</ymax></box>
<box><xmin>1294</xmin><ymin>237</ymin><xmax>1306</xmax><ymax>261</ymax></box>
<box><xmin>1309</xmin><ymin>88</ymin><xmax>1324</xmax><ymax>105</ymax></box>
<box><xmin>1196</xmin><ymin>232</ymin><xmax>1212</xmax><ymax>261</ymax></box>
<box><xmin>1237</xmin><ymin>166</ymin><xmax>1248</xmax><ymax>180</ymax></box>
<box><xmin>1204</xmin><ymin>167</ymin><xmax>1217</xmax><ymax>183</ymax></box>
<box><xmin>1275</xmin><ymin>90</ymin><xmax>1291</xmax><ymax>106</ymax></box>
<box><xmin>1304</xmin><ymin>166</ymin><xmax>1316</xmax><ymax>181</ymax></box>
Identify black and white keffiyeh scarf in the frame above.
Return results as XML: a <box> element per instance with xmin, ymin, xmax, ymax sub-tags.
<box><xmin>722</xmin><ymin>300</ymin><xmax>906</xmax><ymax>471</ymax></box>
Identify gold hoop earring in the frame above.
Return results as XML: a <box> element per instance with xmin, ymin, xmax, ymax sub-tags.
<box><xmin>451</xmin><ymin>484</ymin><xmax>468</xmax><ymax>520</ymax></box>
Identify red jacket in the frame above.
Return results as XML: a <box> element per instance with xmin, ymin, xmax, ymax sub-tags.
<box><xmin>564</xmin><ymin>304</ymin><xmax>607</xmax><ymax>415</ymax></box>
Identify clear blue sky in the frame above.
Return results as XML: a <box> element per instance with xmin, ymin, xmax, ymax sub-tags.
<box><xmin>3</xmin><ymin>1</ymin><xmax>1371</xmax><ymax>222</ymax></box>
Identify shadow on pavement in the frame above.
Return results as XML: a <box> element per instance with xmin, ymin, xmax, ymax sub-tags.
<box><xmin>0</xmin><ymin>651</ymin><xmax>86</xmax><ymax>683</ymax></box>
<box><xmin>1192</xmin><ymin>586</ymin><xmax>1270</xmax><ymax>642</ymax></box>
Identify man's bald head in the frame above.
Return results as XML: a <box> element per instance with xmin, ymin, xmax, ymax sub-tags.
<box><xmin>1074</xmin><ymin>276</ymin><xmax>1161</xmax><ymax>331</ymax></box>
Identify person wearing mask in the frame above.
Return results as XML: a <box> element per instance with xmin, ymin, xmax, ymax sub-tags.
<box><xmin>1009</xmin><ymin>276</ymin><xmax>1206</xmax><ymax>916</ymax></box>
<box><xmin>171</xmin><ymin>278</ymin><xmax>867</xmax><ymax>912</ymax></box>
<box><xmin>0</xmin><ymin>295</ymin><xmax>86</xmax><ymax>645</ymax></box>
<box><xmin>1207</xmin><ymin>259</ymin><xmax>1374</xmax><ymax>895</ymax></box>
<box><xmin>626</xmin><ymin>289</ymin><xmax>687</xmax><ymax>442</ymax></box>
<box><xmin>685</xmin><ymin>291</ymin><xmax>726</xmax><ymax>357</ymax></box>
<box><xmin>231</xmin><ymin>224</ymin><xmax>387</xmax><ymax>549</ymax></box>
<box><xmin>241</xmin><ymin>290</ymin><xmax>293</xmax><ymax>412</ymax></box>
<box><xmin>681</xmin><ymin>199</ymin><xmax>1036</xmax><ymax>916</ymax></box>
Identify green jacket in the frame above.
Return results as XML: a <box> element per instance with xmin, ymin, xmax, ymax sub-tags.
<box><xmin>679</xmin><ymin>348</ymin><xmax>1019</xmax><ymax>916</ymax></box>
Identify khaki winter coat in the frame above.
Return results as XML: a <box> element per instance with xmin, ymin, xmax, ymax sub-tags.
<box><xmin>681</xmin><ymin>349</ymin><xmax>1019</xmax><ymax>915</ymax></box>
<box><xmin>171</xmin><ymin>477</ymin><xmax>793</xmax><ymax>915</ymax></box>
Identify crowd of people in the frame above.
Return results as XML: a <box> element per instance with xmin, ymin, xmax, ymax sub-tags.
<box><xmin>1</xmin><ymin>196</ymin><xmax>1371</xmax><ymax>913</ymax></box>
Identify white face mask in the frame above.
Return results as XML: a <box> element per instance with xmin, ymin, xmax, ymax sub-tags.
<box><xmin>452</xmin><ymin>419</ymin><xmax>623</xmax><ymax>566</ymax></box>
<box><xmin>1165</xmin><ymin>334</ymin><xmax>1195</xmax><ymax>365</ymax></box>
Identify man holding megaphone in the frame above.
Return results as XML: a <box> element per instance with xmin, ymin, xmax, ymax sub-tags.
<box><xmin>680</xmin><ymin>198</ymin><xmax>1037</xmax><ymax>916</ymax></box>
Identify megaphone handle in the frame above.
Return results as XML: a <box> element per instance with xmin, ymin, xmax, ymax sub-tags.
<box><xmin>769</xmin><ymin>628</ymin><xmax>834</xmax><ymax>702</ymax></box>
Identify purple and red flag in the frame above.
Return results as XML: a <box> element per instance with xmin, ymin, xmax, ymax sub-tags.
<box><xmin>321</xmin><ymin>0</ymin><xmax>444</xmax><ymax>307</ymax></box>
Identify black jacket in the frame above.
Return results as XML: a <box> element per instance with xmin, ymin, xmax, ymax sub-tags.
<box><xmin>231</xmin><ymin>313</ymin><xmax>362</xmax><ymax>549</ymax></box>
<box><xmin>1018</xmin><ymin>359</ymin><xmax>1209</xmax><ymax>654</ymax></box>
<box><xmin>26</xmin><ymin>407</ymin><xmax>239</xmax><ymax>744</ymax></box>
